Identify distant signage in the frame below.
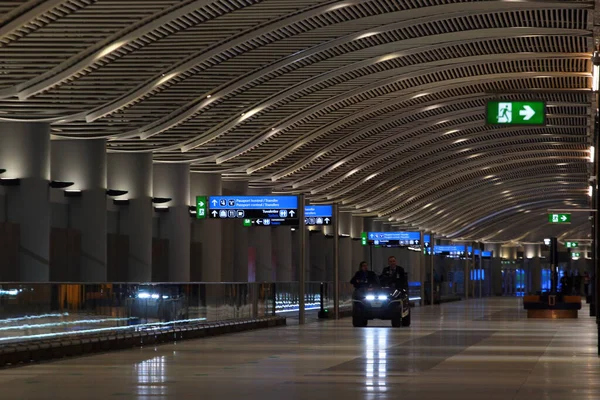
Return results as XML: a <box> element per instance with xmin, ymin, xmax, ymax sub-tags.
<box><xmin>481</xmin><ymin>250</ymin><xmax>492</xmax><ymax>258</ymax></box>
<box><xmin>367</xmin><ymin>232</ymin><xmax>420</xmax><ymax>247</ymax></box>
<box><xmin>434</xmin><ymin>245</ymin><xmax>466</xmax><ymax>256</ymax></box>
<box><xmin>486</xmin><ymin>100</ymin><xmax>545</xmax><ymax>125</ymax></box>
<box><xmin>304</xmin><ymin>205</ymin><xmax>333</xmax><ymax>226</ymax></box>
<box><xmin>565</xmin><ymin>241</ymin><xmax>578</xmax><ymax>248</ymax></box>
<box><xmin>572</xmin><ymin>252</ymin><xmax>581</xmax><ymax>258</ymax></box>
<box><xmin>207</xmin><ymin>195</ymin><xmax>299</xmax><ymax>226</ymax></box>
<box><xmin>548</xmin><ymin>213</ymin><xmax>571</xmax><ymax>224</ymax></box>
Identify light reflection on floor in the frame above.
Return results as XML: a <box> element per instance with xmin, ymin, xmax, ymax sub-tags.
<box><xmin>0</xmin><ymin>298</ymin><xmax>598</xmax><ymax>400</ymax></box>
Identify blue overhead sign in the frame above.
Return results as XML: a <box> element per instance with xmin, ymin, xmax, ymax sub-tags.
<box><xmin>207</xmin><ymin>195</ymin><xmax>299</xmax><ymax>226</ymax></box>
<box><xmin>367</xmin><ymin>231</ymin><xmax>421</xmax><ymax>247</ymax></box>
<box><xmin>208</xmin><ymin>196</ymin><xmax>297</xmax><ymax>210</ymax></box>
<box><xmin>304</xmin><ymin>205</ymin><xmax>333</xmax><ymax>226</ymax></box>
<box><xmin>434</xmin><ymin>245</ymin><xmax>466</xmax><ymax>256</ymax></box>
<box><xmin>482</xmin><ymin>250</ymin><xmax>493</xmax><ymax>258</ymax></box>
<box><xmin>304</xmin><ymin>205</ymin><xmax>332</xmax><ymax>217</ymax></box>
<box><xmin>423</xmin><ymin>234</ymin><xmax>431</xmax><ymax>248</ymax></box>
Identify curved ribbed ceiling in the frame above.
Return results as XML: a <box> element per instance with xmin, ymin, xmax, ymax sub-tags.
<box><xmin>0</xmin><ymin>0</ymin><xmax>594</xmax><ymax>242</ymax></box>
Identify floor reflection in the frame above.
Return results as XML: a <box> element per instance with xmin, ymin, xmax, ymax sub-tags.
<box><xmin>134</xmin><ymin>355</ymin><xmax>167</xmax><ymax>397</ymax></box>
<box><xmin>365</xmin><ymin>329</ymin><xmax>388</xmax><ymax>393</ymax></box>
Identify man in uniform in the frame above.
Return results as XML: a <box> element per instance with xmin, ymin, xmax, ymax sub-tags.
<box><xmin>380</xmin><ymin>256</ymin><xmax>407</xmax><ymax>289</ymax></box>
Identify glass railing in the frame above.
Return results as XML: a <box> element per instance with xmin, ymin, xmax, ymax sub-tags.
<box><xmin>0</xmin><ymin>281</ymin><xmax>354</xmax><ymax>344</ymax></box>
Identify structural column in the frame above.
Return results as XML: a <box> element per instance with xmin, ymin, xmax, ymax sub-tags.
<box><xmin>351</xmin><ymin>215</ymin><xmax>366</xmax><ymax>271</ymax></box>
<box><xmin>190</xmin><ymin>174</ymin><xmax>222</xmax><ymax>282</ymax></box>
<box><xmin>366</xmin><ymin>218</ymin><xmax>383</xmax><ymax>271</ymax></box>
<box><xmin>51</xmin><ymin>139</ymin><xmax>107</xmax><ymax>281</ymax></box>
<box><xmin>154</xmin><ymin>163</ymin><xmax>190</xmax><ymax>282</ymax></box>
<box><xmin>338</xmin><ymin>212</ymin><xmax>353</xmax><ymax>283</ymax></box>
<box><xmin>485</xmin><ymin>242</ymin><xmax>503</xmax><ymax>296</ymax></box>
<box><xmin>247</xmin><ymin>188</ymin><xmax>272</xmax><ymax>282</ymax></box>
<box><xmin>524</xmin><ymin>243</ymin><xmax>541</xmax><ymax>294</ymax></box>
<box><xmin>309</xmin><ymin>230</ymin><xmax>327</xmax><ymax>281</ymax></box>
<box><xmin>222</xmin><ymin>181</ymin><xmax>250</xmax><ymax>281</ymax></box>
<box><xmin>0</xmin><ymin>122</ymin><xmax>51</xmax><ymax>281</ymax></box>
<box><xmin>273</xmin><ymin>226</ymin><xmax>293</xmax><ymax>281</ymax></box>
<box><xmin>107</xmin><ymin>153</ymin><xmax>153</xmax><ymax>282</ymax></box>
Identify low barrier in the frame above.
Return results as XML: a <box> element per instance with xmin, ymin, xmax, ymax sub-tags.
<box><xmin>0</xmin><ymin>316</ymin><xmax>285</xmax><ymax>367</ymax></box>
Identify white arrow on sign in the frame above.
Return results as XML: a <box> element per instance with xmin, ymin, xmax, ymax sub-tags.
<box><xmin>256</xmin><ymin>219</ymin><xmax>263</xmax><ymax>225</ymax></box>
<box><xmin>211</xmin><ymin>199</ymin><xmax>217</xmax><ymax>206</ymax></box>
<box><xmin>324</xmin><ymin>218</ymin><xmax>330</xmax><ymax>224</ymax></box>
<box><xmin>198</xmin><ymin>201</ymin><xmax>204</xmax><ymax>207</ymax></box>
<box><xmin>561</xmin><ymin>215</ymin><xmax>567</xmax><ymax>222</ymax></box>
<box><xmin>519</xmin><ymin>105</ymin><xmax>535</xmax><ymax>121</ymax></box>
<box><xmin>289</xmin><ymin>210</ymin><xmax>295</xmax><ymax>217</ymax></box>
<box><xmin>211</xmin><ymin>210</ymin><xmax>218</xmax><ymax>217</ymax></box>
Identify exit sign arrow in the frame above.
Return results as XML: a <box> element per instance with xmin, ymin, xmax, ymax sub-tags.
<box><xmin>519</xmin><ymin>105</ymin><xmax>535</xmax><ymax>121</ymax></box>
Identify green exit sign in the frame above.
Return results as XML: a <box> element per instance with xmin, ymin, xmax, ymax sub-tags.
<box><xmin>566</xmin><ymin>241</ymin><xmax>578</xmax><ymax>248</ymax></box>
<box><xmin>196</xmin><ymin>196</ymin><xmax>207</xmax><ymax>220</ymax></box>
<box><xmin>548</xmin><ymin>213</ymin><xmax>571</xmax><ymax>224</ymax></box>
<box><xmin>572</xmin><ymin>252</ymin><xmax>581</xmax><ymax>258</ymax></box>
<box><xmin>361</xmin><ymin>232</ymin><xmax>367</xmax><ymax>246</ymax></box>
<box><xmin>486</xmin><ymin>100</ymin><xmax>546</xmax><ymax>125</ymax></box>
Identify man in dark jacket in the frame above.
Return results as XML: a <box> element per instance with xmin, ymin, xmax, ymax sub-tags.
<box><xmin>351</xmin><ymin>261</ymin><xmax>379</xmax><ymax>288</ymax></box>
<box><xmin>380</xmin><ymin>256</ymin><xmax>407</xmax><ymax>289</ymax></box>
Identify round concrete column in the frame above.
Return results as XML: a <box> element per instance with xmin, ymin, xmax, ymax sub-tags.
<box><xmin>523</xmin><ymin>243</ymin><xmax>541</xmax><ymax>259</ymax></box>
<box><xmin>351</xmin><ymin>216</ymin><xmax>367</xmax><ymax>271</ymax></box>
<box><xmin>350</xmin><ymin>216</ymin><xmax>364</xmax><ymax>239</ymax></box>
<box><xmin>484</xmin><ymin>242</ymin><xmax>502</xmax><ymax>257</ymax></box>
<box><xmin>247</xmin><ymin>187</ymin><xmax>273</xmax><ymax>282</ymax></box>
<box><xmin>51</xmin><ymin>139</ymin><xmax>107</xmax><ymax>282</ymax></box>
<box><xmin>367</xmin><ymin>219</ymin><xmax>383</xmax><ymax>271</ymax></box>
<box><xmin>154</xmin><ymin>163</ymin><xmax>190</xmax><ymax>282</ymax></box>
<box><xmin>501</xmin><ymin>246</ymin><xmax>518</xmax><ymax>260</ymax></box>
<box><xmin>484</xmin><ymin>243</ymin><xmax>503</xmax><ymax>296</ymax></box>
<box><xmin>107</xmin><ymin>153</ymin><xmax>153</xmax><ymax>282</ymax></box>
<box><xmin>338</xmin><ymin>212</ymin><xmax>353</xmax><ymax>282</ymax></box>
<box><xmin>0</xmin><ymin>122</ymin><xmax>50</xmax><ymax>281</ymax></box>
<box><xmin>190</xmin><ymin>173</ymin><xmax>222</xmax><ymax>282</ymax></box>
<box><xmin>309</xmin><ymin>230</ymin><xmax>327</xmax><ymax>281</ymax></box>
<box><xmin>273</xmin><ymin>226</ymin><xmax>292</xmax><ymax>281</ymax></box>
<box><xmin>222</xmin><ymin>180</ymin><xmax>249</xmax><ymax>282</ymax></box>
<box><xmin>523</xmin><ymin>243</ymin><xmax>542</xmax><ymax>294</ymax></box>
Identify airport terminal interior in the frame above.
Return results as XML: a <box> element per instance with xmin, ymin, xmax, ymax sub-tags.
<box><xmin>0</xmin><ymin>0</ymin><xmax>599</xmax><ymax>398</ymax></box>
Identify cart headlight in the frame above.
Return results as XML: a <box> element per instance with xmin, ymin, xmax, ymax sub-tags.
<box><xmin>377</xmin><ymin>295</ymin><xmax>387</xmax><ymax>300</ymax></box>
<box><xmin>365</xmin><ymin>295</ymin><xmax>375</xmax><ymax>301</ymax></box>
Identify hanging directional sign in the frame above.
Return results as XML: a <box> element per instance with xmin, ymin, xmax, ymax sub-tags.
<box><xmin>548</xmin><ymin>213</ymin><xmax>571</xmax><ymax>224</ymax></box>
<box><xmin>572</xmin><ymin>252</ymin><xmax>581</xmax><ymax>258</ymax></box>
<box><xmin>434</xmin><ymin>245</ymin><xmax>466</xmax><ymax>257</ymax></box>
<box><xmin>486</xmin><ymin>100</ymin><xmax>546</xmax><ymax>126</ymax></box>
<box><xmin>195</xmin><ymin>196</ymin><xmax>207</xmax><ymax>220</ymax></box>
<box><xmin>207</xmin><ymin>195</ymin><xmax>299</xmax><ymax>226</ymax></box>
<box><xmin>565</xmin><ymin>241</ymin><xmax>578</xmax><ymax>248</ymax></box>
<box><xmin>304</xmin><ymin>205</ymin><xmax>333</xmax><ymax>226</ymax></box>
<box><xmin>423</xmin><ymin>234</ymin><xmax>431</xmax><ymax>248</ymax></box>
<box><xmin>367</xmin><ymin>232</ymin><xmax>420</xmax><ymax>247</ymax></box>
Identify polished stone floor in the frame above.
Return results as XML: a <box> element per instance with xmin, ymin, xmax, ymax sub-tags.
<box><xmin>0</xmin><ymin>298</ymin><xmax>598</xmax><ymax>400</ymax></box>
